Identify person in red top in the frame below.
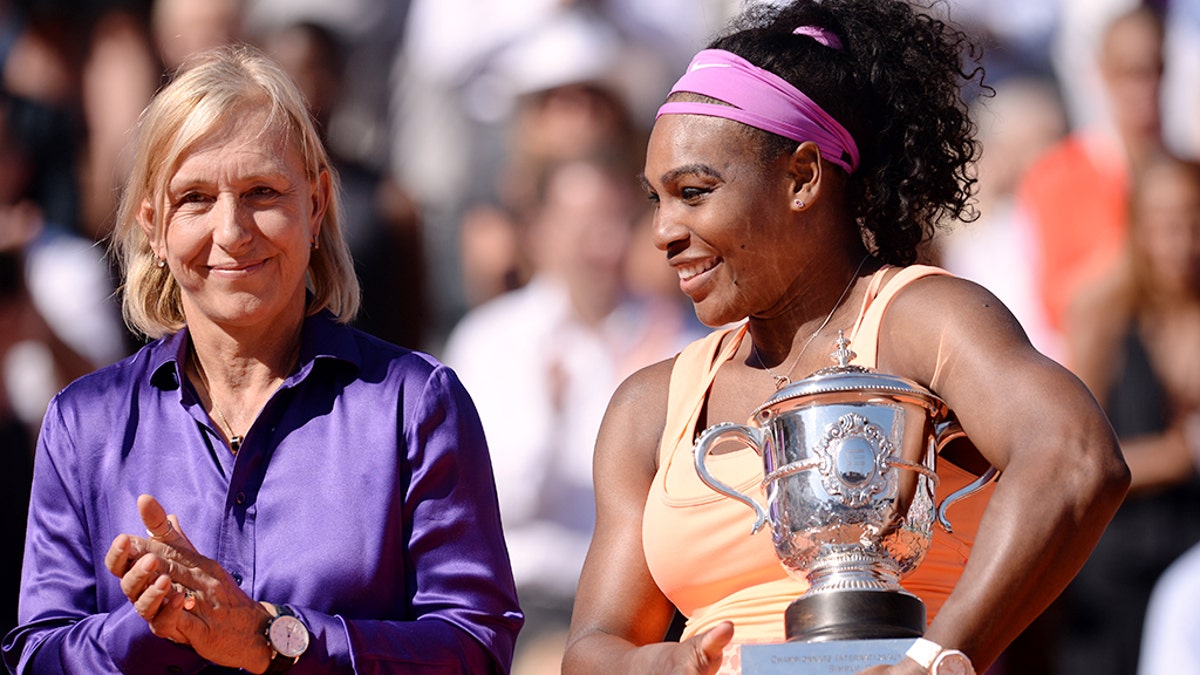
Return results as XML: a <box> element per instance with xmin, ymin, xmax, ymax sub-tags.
<box><xmin>1017</xmin><ymin>5</ymin><xmax>1166</xmax><ymax>337</ymax></box>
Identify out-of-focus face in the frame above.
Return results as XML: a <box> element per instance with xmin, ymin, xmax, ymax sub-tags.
<box><xmin>641</xmin><ymin>113</ymin><xmax>800</xmax><ymax>327</ymax></box>
<box><xmin>517</xmin><ymin>84</ymin><xmax>628</xmax><ymax>165</ymax></box>
<box><xmin>143</xmin><ymin>110</ymin><xmax>327</xmax><ymax>334</ymax></box>
<box><xmin>531</xmin><ymin>161</ymin><xmax>637</xmax><ymax>315</ymax></box>
<box><xmin>1133</xmin><ymin>162</ymin><xmax>1200</xmax><ymax>296</ymax></box>
<box><xmin>153</xmin><ymin>0</ymin><xmax>241</xmax><ymax>70</ymax></box>
<box><xmin>1100</xmin><ymin>11</ymin><xmax>1164</xmax><ymax>139</ymax></box>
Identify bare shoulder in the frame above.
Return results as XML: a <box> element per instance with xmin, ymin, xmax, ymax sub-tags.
<box><xmin>877</xmin><ymin>273</ymin><xmax>1036</xmax><ymax>384</ymax></box>
<box><xmin>608</xmin><ymin>358</ymin><xmax>674</xmax><ymax>418</ymax></box>
<box><xmin>596</xmin><ymin>358</ymin><xmax>676</xmax><ymax>475</ymax></box>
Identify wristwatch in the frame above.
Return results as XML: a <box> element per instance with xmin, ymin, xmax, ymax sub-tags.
<box><xmin>904</xmin><ymin>637</ymin><xmax>975</xmax><ymax>675</ymax></box>
<box><xmin>263</xmin><ymin>604</ymin><xmax>309</xmax><ymax>674</ymax></box>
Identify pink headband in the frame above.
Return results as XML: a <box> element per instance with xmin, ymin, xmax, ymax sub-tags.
<box><xmin>655</xmin><ymin>48</ymin><xmax>860</xmax><ymax>174</ymax></box>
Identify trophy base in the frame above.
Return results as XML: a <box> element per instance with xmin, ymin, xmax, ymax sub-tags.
<box><xmin>784</xmin><ymin>590</ymin><xmax>926</xmax><ymax>642</ymax></box>
<box><xmin>741</xmin><ymin>637</ymin><xmax>917</xmax><ymax>674</ymax></box>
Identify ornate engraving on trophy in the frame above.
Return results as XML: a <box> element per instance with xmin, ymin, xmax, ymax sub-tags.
<box><xmin>817</xmin><ymin>411</ymin><xmax>894</xmax><ymax>507</ymax></box>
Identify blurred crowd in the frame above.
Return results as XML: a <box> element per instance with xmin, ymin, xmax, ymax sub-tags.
<box><xmin>0</xmin><ymin>0</ymin><xmax>1197</xmax><ymax>674</ymax></box>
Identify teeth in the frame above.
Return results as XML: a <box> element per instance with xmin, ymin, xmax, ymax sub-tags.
<box><xmin>678</xmin><ymin>259</ymin><xmax>717</xmax><ymax>281</ymax></box>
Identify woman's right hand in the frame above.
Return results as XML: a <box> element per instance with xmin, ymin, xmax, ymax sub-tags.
<box><xmin>104</xmin><ymin>494</ymin><xmax>275</xmax><ymax>672</ymax></box>
<box><xmin>676</xmin><ymin>622</ymin><xmax>735</xmax><ymax>674</ymax></box>
<box><xmin>616</xmin><ymin>622</ymin><xmax>734</xmax><ymax>675</ymax></box>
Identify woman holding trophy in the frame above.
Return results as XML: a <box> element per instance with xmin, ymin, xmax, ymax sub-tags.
<box><xmin>562</xmin><ymin>1</ymin><xmax>1129</xmax><ymax>674</ymax></box>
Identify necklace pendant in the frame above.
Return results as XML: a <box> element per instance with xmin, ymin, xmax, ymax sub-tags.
<box><xmin>771</xmin><ymin>374</ymin><xmax>790</xmax><ymax>390</ymax></box>
<box><xmin>230</xmin><ymin>435</ymin><xmax>243</xmax><ymax>454</ymax></box>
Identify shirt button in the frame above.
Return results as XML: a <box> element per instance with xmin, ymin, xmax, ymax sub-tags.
<box><xmin>167</xmin><ymin>666</ymin><xmax>182</xmax><ymax>674</ymax></box>
<box><xmin>235</xmin><ymin>492</ymin><xmax>247</xmax><ymax>505</ymax></box>
<box><xmin>232</xmin><ymin>572</ymin><xmax>243</xmax><ymax>585</ymax></box>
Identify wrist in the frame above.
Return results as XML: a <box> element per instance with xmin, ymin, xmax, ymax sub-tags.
<box><xmin>261</xmin><ymin>602</ymin><xmax>310</xmax><ymax>674</ymax></box>
<box><xmin>243</xmin><ymin>602</ymin><xmax>276</xmax><ymax>675</ymax></box>
<box><xmin>904</xmin><ymin>637</ymin><xmax>975</xmax><ymax>675</ymax></box>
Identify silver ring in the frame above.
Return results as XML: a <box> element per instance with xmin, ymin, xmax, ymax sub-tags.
<box><xmin>146</xmin><ymin>520</ymin><xmax>175</xmax><ymax>541</ymax></box>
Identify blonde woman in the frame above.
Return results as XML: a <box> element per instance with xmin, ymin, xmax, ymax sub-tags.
<box><xmin>3</xmin><ymin>46</ymin><xmax>521</xmax><ymax>674</ymax></box>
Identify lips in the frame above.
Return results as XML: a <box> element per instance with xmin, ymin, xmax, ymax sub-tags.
<box><xmin>674</xmin><ymin>256</ymin><xmax>721</xmax><ymax>298</ymax></box>
<box><xmin>677</xmin><ymin>257</ymin><xmax>718</xmax><ymax>282</ymax></box>
<box><xmin>208</xmin><ymin>259</ymin><xmax>265</xmax><ymax>275</ymax></box>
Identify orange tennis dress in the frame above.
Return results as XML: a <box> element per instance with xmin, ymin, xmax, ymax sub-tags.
<box><xmin>641</xmin><ymin>266</ymin><xmax>995</xmax><ymax>673</ymax></box>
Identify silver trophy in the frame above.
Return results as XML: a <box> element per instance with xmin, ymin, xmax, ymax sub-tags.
<box><xmin>694</xmin><ymin>333</ymin><xmax>996</xmax><ymax>643</ymax></box>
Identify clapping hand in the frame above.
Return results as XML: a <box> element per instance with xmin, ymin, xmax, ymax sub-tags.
<box><xmin>104</xmin><ymin>494</ymin><xmax>274</xmax><ymax>672</ymax></box>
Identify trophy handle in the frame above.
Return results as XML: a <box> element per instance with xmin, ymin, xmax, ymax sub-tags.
<box><xmin>693</xmin><ymin>422</ymin><xmax>769</xmax><ymax>534</ymax></box>
<box><xmin>933</xmin><ymin>419</ymin><xmax>1000</xmax><ymax>533</ymax></box>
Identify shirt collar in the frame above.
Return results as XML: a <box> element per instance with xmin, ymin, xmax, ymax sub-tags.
<box><xmin>147</xmin><ymin>309</ymin><xmax>362</xmax><ymax>391</ymax></box>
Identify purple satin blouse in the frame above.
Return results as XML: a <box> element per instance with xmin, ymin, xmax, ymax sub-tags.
<box><xmin>1</xmin><ymin>311</ymin><xmax>523</xmax><ymax>674</ymax></box>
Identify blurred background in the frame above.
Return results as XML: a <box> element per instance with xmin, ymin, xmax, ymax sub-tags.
<box><xmin>0</xmin><ymin>1</ymin><xmax>1198</xmax><ymax>673</ymax></box>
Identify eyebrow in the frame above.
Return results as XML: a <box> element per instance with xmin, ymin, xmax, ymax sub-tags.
<box><xmin>640</xmin><ymin>163</ymin><xmax>725</xmax><ymax>191</ymax></box>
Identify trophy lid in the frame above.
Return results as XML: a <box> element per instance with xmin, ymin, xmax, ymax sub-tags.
<box><xmin>751</xmin><ymin>331</ymin><xmax>948</xmax><ymax>418</ymax></box>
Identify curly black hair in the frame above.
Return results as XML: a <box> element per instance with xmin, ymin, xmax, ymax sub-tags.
<box><xmin>704</xmin><ymin>0</ymin><xmax>984</xmax><ymax>265</ymax></box>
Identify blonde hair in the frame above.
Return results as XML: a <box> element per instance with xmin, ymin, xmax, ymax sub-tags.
<box><xmin>112</xmin><ymin>44</ymin><xmax>360</xmax><ymax>338</ymax></box>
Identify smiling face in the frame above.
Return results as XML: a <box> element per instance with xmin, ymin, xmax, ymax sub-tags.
<box><xmin>142</xmin><ymin>109</ymin><xmax>327</xmax><ymax>335</ymax></box>
<box><xmin>642</xmin><ymin>113</ymin><xmax>807</xmax><ymax>327</ymax></box>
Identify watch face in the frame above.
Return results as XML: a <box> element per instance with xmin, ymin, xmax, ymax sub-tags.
<box><xmin>934</xmin><ymin>652</ymin><xmax>975</xmax><ymax>675</ymax></box>
<box><xmin>269</xmin><ymin>615</ymin><xmax>310</xmax><ymax>659</ymax></box>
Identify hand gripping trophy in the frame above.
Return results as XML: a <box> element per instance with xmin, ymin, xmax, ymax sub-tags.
<box><xmin>694</xmin><ymin>333</ymin><xmax>996</xmax><ymax>672</ymax></box>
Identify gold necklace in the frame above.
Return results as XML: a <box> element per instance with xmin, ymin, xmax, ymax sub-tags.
<box><xmin>752</xmin><ymin>253</ymin><xmax>871</xmax><ymax>389</ymax></box>
<box><xmin>189</xmin><ymin>350</ymin><xmax>244</xmax><ymax>454</ymax></box>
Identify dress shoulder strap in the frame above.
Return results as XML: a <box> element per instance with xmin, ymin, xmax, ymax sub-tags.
<box><xmin>848</xmin><ymin>265</ymin><xmax>953</xmax><ymax>368</ymax></box>
<box><xmin>659</xmin><ymin>324</ymin><xmax>746</xmax><ymax>467</ymax></box>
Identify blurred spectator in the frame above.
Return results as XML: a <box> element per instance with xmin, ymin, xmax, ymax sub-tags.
<box><xmin>0</xmin><ymin>4</ymin><xmax>83</xmax><ymax>236</ymax></box>
<box><xmin>457</xmin><ymin>75</ymin><xmax>643</xmax><ymax>309</ymax></box>
<box><xmin>392</xmin><ymin>1</ymin><xmax>725</xmax><ymax>343</ymax></box>
<box><xmin>1052</xmin><ymin>0</ymin><xmax>1139</xmax><ymax>131</ymax></box>
<box><xmin>79</xmin><ymin>5</ymin><xmax>159</xmax><ymax>241</ymax></box>
<box><xmin>1057</xmin><ymin>153</ymin><xmax>1200</xmax><ymax>674</ymax></box>
<box><xmin>258</xmin><ymin>20</ymin><xmax>427</xmax><ymax>348</ymax></box>
<box><xmin>151</xmin><ymin>0</ymin><xmax>243</xmax><ymax>72</ymax></box>
<box><xmin>242</xmin><ymin>0</ymin><xmax>408</xmax><ymax>172</ymax></box>
<box><xmin>0</xmin><ymin>89</ymin><xmax>118</xmax><ymax>640</ymax></box>
<box><xmin>442</xmin><ymin>155</ymin><xmax>705</xmax><ymax>675</ymax></box>
<box><xmin>0</xmin><ymin>89</ymin><xmax>124</xmax><ymax>413</ymax></box>
<box><xmin>1016</xmin><ymin>5</ymin><xmax>1167</xmax><ymax>345</ymax></box>
<box><xmin>936</xmin><ymin>77</ymin><xmax>1068</xmax><ymax>360</ymax></box>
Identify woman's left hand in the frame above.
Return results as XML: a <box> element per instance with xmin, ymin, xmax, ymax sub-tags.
<box><xmin>104</xmin><ymin>494</ymin><xmax>274</xmax><ymax>671</ymax></box>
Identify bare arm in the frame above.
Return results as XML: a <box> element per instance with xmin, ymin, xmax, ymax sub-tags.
<box><xmin>563</xmin><ymin>360</ymin><xmax>732</xmax><ymax>675</ymax></box>
<box><xmin>880</xmin><ymin>276</ymin><xmax>1129</xmax><ymax>671</ymax></box>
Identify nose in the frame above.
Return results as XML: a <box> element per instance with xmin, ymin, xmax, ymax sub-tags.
<box><xmin>649</xmin><ymin>206</ymin><xmax>688</xmax><ymax>258</ymax></box>
<box><xmin>211</xmin><ymin>193</ymin><xmax>253</xmax><ymax>251</ymax></box>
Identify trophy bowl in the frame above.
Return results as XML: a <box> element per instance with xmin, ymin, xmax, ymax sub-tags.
<box><xmin>694</xmin><ymin>334</ymin><xmax>996</xmax><ymax>642</ymax></box>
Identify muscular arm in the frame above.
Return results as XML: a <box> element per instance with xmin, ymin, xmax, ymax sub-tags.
<box><xmin>563</xmin><ymin>360</ymin><xmax>731</xmax><ymax>675</ymax></box>
<box><xmin>880</xmin><ymin>276</ymin><xmax>1129</xmax><ymax>671</ymax></box>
